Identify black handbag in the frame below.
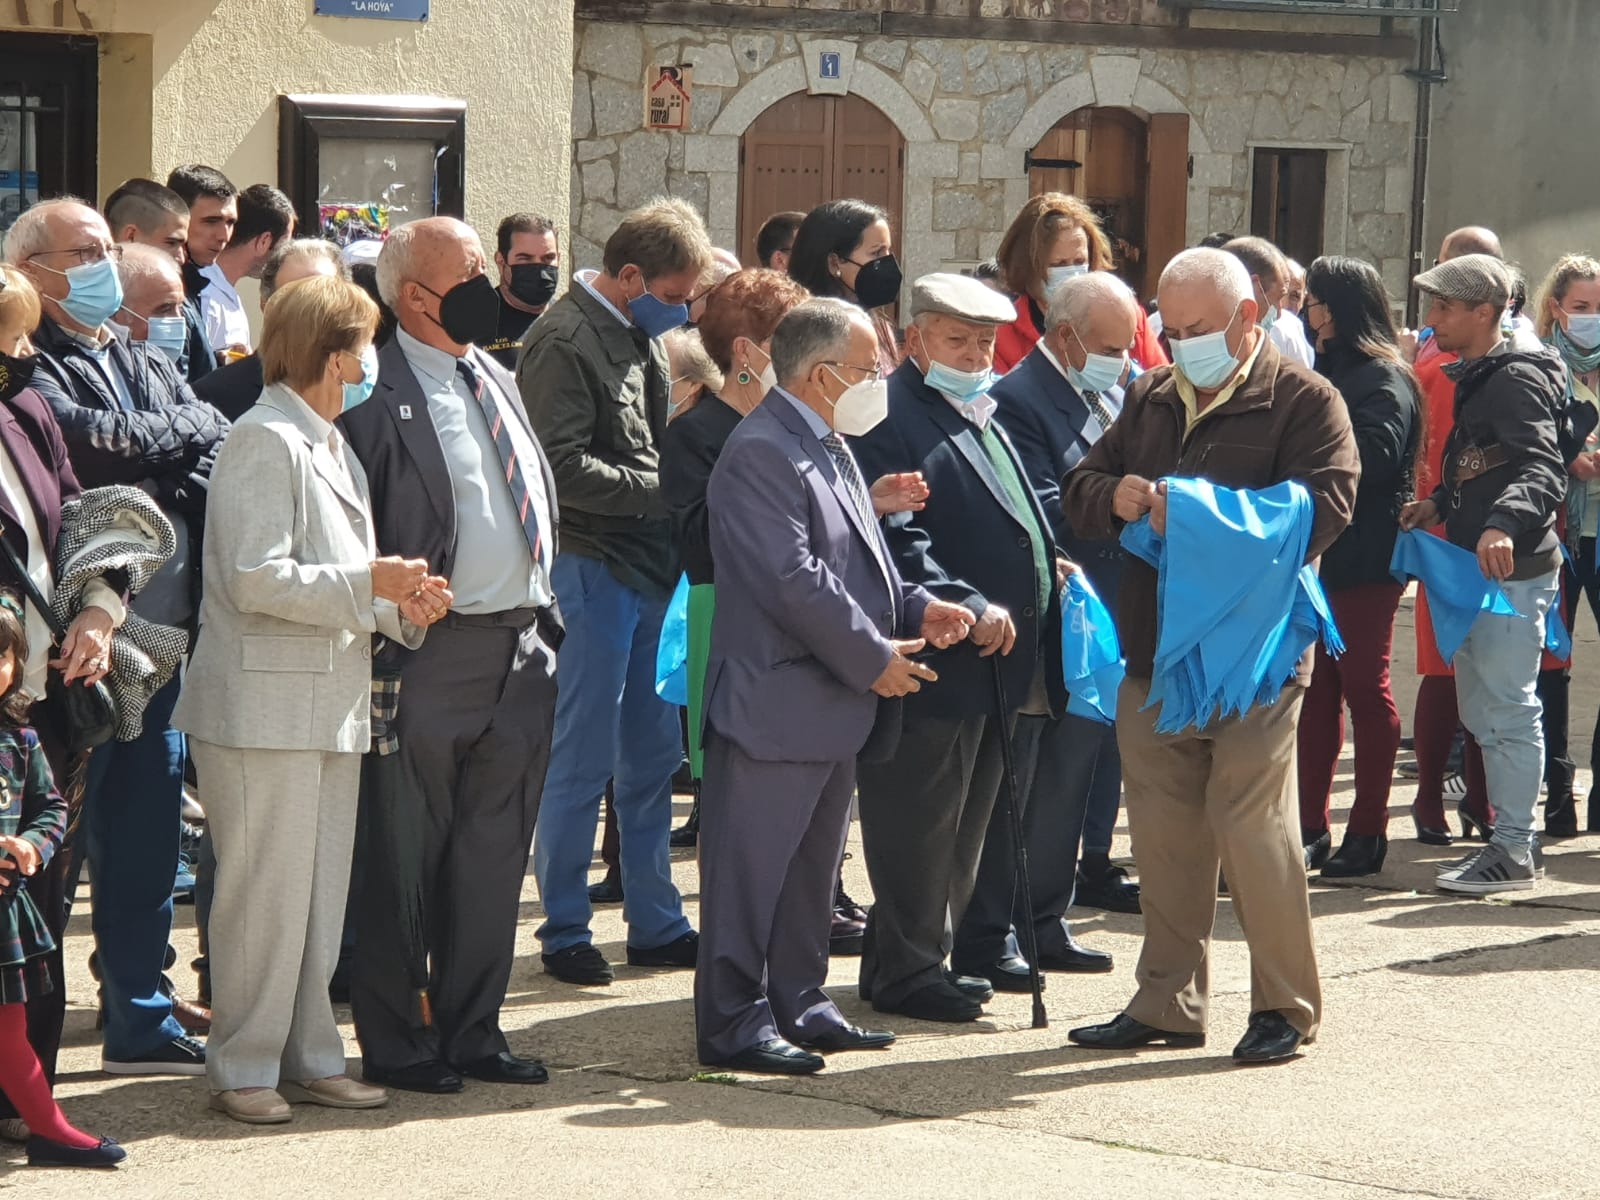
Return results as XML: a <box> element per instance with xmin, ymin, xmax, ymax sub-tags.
<box><xmin>0</xmin><ymin>528</ymin><xmax>118</xmax><ymax>753</ymax></box>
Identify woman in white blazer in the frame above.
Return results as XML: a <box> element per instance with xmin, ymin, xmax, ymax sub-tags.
<box><xmin>174</xmin><ymin>276</ymin><xmax>452</xmax><ymax>1125</ymax></box>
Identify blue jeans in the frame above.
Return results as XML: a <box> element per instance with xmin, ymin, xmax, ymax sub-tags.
<box><xmin>534</xmin><ymin>554</ymin><xmax>690</xmax><ymax>953</ymax></box>
<box><xmin>1453</xmin><ymin>569</ymin><xmax>1559</xmax><ymax>857</ymax></box>
<box><xmin>83</xmin><ymin>673</ymin><xmax>186</xmax><ymax>1057</ymax></box>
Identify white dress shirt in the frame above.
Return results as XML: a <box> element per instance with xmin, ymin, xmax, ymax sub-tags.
<box><xmin>200</xmin><ymin>263</ymin><xmax>252</xmax><ymax>354</ymax></box>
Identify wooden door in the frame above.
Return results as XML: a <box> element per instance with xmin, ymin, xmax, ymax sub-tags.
<box><xmin>1144</xmin><ymin>113</ymin><xmax>1190</xmax><ymax>300</ymax></box>
<box><xmin>739</xmin><ymin>94</ymin><xmax>904</xmax><ymax>267</ymax></box>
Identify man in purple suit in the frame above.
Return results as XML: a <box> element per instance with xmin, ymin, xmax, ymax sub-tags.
<box><xmin>695</xmin><ymin>298</ymin><xmax>975</xmax><ymax>1075</ymax></box>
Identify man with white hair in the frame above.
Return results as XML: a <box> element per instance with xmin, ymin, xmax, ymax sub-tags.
<box><xmin>1224</xmin><ymin>237</ymin><xmax>1315</xmax><ymax>369</ymax></box>
<box><xmin>851</xmin><ymin>273</ymin><xmax>1070</xmax><ymax>1022</ymax></box>
<box><xmin>115</xmin><ymin>241</ymin><xmax>188</xmax><ymax>363</ymax></box>
<box><xmin>11</xmin><ymin>197</ymin><xmax>229</xmax><ymax>1079</ymax></box>
<box><xmin>955</xmin><ymin>270</ymin><xmax>1142</xmax><ymax>987</ymax></box>
<box><xmin>1062</xmin><ymin>247</ymin><xmax>1358</xmax><ymax>1065</ymax></box>
<box><xmin>340</xmin><ymin>216</ymin><xmax>562</xmax><ymax>1095</ymax></box>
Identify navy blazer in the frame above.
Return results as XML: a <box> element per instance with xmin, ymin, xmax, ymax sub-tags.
<box><xmin>703</xmin><ymin>391</ymin><xmax>929</xmax><ymax>764</ymax></box>
<box><xmin>851</xmin><ymin>361</ymin><xmax>1065</xmax><ymax>720</ymax></box>
<box><xmin>338</xmin><ymin>336</ymin><xmax>564</xmax><ymax>661</ymax></box>
<box><xmin>990</xmin><ymin>346</ymin><xmax>1127</xmax><ymax>604</ymax></box>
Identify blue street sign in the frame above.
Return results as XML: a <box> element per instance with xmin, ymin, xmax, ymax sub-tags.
<box><xmin>315</xmin><ymin>0</ymin><xmax>429</xmax><ymax>21</ymax></box>
<box><xmin>819</xmin><ymin>51</ymin><xmax>841</xmax><ymax>80</ymax></box>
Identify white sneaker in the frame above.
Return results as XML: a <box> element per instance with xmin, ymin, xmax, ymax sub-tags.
<box><xmin>0</xmin><ymin>1118</ymin><xmax>28</xmax><ymax>1143</ymax></box>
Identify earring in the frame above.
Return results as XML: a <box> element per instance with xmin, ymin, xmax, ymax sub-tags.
<box><xmin>737</xmin><ymin>364</ymin><xmax>752</xmax><ymax>386</ymax></box>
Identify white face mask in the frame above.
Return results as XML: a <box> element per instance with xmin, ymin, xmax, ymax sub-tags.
<box><xmin>1046</xmin><ymin>263</ymin><xmax>1090</xmax><ymax>299</ymax></box>
<box><xmin>1564</xmin><ymin>311</ymin><xmax>1600</xmax><ymax>351</ymax></box>
<box><xmin>823</xmin><ymin>368</ymin><xmax>889</xmax><ymax>436</ymax></box>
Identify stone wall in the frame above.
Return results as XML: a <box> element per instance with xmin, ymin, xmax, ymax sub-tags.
<box><xmin>572</xmin><ymin>21</ymin><xmax>1418</xmax><ymax>301</ymax></box>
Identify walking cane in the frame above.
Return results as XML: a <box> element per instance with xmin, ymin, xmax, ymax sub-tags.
<box><xmin>989</xmin><ymin>655</ymin><xmax>1048</xmax><ymax>1030</ymax></box>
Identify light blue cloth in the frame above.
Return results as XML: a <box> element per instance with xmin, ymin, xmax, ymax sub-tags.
<box><xmin>1388</xmin><ymin>529</ymin><xmax>1522</xmax><ymax>665</ymax></box>
<box><xmin>1060</xmin><ymin>572</ymin><xmax>1124</xmax><ymax>724</ymax></box>
<box><xmin>1120</xmin><ymin>478</ymin><xmax>1342</xmax><ymax>734</ymax></box>
<box><xmin>655</xmin><ymin>573</ymin><xmax>691</xmax><ymax>705</ymax></box>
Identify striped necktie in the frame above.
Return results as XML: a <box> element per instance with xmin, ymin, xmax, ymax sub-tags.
<box><xmin>821</xmin><ymin>432</ymin><xmax>875</xmax><ymax>532</ymax></box>
<box><xmin>457</xmin><ymin>358</ymin><xmax>544</xmax><ymax>566</ymax></box>
<box><xmin>1084</xmin><ymin>390</ymin><xmax>1117</xmax><ymax>434</ymax></box>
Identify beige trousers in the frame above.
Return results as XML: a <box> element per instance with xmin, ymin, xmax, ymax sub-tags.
<box><xmin>193</xmin><ymin>741</ymin><xmax>362</xmax><ymax>1092</ymax></box>
<box><xmin>1117</xmin><ymin>679</ymin><xmax>1322</xmax><ymax>1039</ymax></box>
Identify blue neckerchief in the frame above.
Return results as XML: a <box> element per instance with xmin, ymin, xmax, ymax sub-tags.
<box><xmin>1553</xmin><ymin>326</ymin><xmax>1600</xmax><ymax>376</ymax></box>
<box><xmin>1060</xmin><ymin>572</ymin><xmax>1124</xmax><ymax>724</ymax></box>
<box><xmin>1389</xmin><ymin>530</ymin><xmax>1522</xmax><ymax>664</ymax></box>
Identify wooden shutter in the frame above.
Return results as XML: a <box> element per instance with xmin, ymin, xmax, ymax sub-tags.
<box><xmin>1144</xmin><ymin>112</ymin><xmax>1190</xmax><ymax>301</ymax></box>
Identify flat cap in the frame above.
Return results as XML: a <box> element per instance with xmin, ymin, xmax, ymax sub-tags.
<box><xmin>1413</xmin><ymin>253</ymin><xmax>1511</xmax><ymax>308</ymax></box>
<box><xmin>910</xmin><ymin>272</ymin><xmax>1015</xmax><ymax>325</ymax></box>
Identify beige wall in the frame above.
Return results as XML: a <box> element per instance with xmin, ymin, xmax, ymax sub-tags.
<box><xmin>3</xmin><ymin>0</ymin><xmax>573</xmax><ymax>255</ymax></box>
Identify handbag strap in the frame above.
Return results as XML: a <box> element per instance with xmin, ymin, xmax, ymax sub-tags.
<box><xmin>0</xmin><ymin>519</ymin><xmax>68</xmax><ymax>643</ymax></box>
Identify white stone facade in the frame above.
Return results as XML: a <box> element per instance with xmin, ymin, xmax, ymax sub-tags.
<box><xmin>573</xmin><ymin>22</ymin><xmax>1419</xmax><ymax>301</ymax></box>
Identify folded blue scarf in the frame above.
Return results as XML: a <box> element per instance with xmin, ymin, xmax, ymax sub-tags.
<box><xmin>1060</xmin><ymin>572</ymin><xmax>1124</xmax><ymax>724</ymax></box>
<box><xmin>1389</xmin><ymin>530</ymin><xmax>1521</xmax><ymax>665</ymax></box>
<box><xmin>1121</xmin><ymin>478</ymin><xmax>1343</xmax><ymax>733</ymax></box>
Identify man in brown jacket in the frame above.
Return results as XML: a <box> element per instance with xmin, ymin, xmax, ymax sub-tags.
<box><xmin>1061</xmin><ymin>247</ymin><xmax>1359</xmax><ymax>1065</ymax></box>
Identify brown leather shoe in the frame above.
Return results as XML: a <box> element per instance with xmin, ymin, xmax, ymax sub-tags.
<box><xmin>280</xmin><ymin>1075</ymin><xmax>388</xmax><ymax>1109</ymax></box>
<box><xmin>172</xmin><ymin>996</ymin><xmax>212</xmax><ymax>1036</ymax></box>
<box><xmin>210</xmin><ymin>1088</ymin><xmax>291</xmax><ymax>1125</ymax></box>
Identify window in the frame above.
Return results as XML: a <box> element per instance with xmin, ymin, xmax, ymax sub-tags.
<box><xmin>1251</xmin><ymin>148</ymin><xmax>1327</xmax><ymax>267</ymax></box>
<box><xmin>0</xmin><ymin>35</ymin><xmax>97</xmax><ymax>233</ymax></box>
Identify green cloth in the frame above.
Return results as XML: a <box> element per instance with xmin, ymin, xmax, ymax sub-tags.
<box><xmin>685</xmin><ymin>583</ymin><xmax>716</xmax><ymax>779</ymax></box>
<box><xmin>979</xmin><ymin>421</ymin><xmax>1052</xmax><ymax>616</ymax></box>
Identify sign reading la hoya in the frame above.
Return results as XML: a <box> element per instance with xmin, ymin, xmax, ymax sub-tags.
<box><xmin>314</xmin><ymin>0</ymin><xmax>430</xmax><ymax>20</ymax></box>
<box><xmin>646</xmin><ymin>66</ymin><xmax>692</xmax><ymax>131</ymax></box>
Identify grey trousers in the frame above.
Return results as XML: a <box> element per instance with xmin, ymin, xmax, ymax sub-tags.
<box><xmin>856</xmin><ymin>712</ymin><xmax>1007</xmax><ymax>1008</ymax></box>
<box><xmin>192</xmin><ymin>741</ymin><xmax>361</xmax><ymax>1092</ymax></box>
<box><xmin>694</xmin><ymin>730</ymin><xmax>854</xmax><ymax>1063</ymax></box>
<box><xmin>351</xmin><ymin>617</ymin><xmax>557</xmax><ymax>1071</ymax></box>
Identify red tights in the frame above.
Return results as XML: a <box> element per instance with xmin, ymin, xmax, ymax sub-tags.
<box><xmin>0</xmin><ymin>1001</ymin><xmax>97</xmax><ymax>1147</ymax></box>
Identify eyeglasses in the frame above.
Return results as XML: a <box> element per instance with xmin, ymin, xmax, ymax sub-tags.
<box><xmin>28</xmin><ymin>243</ymin><xmax>123</xmax><ymax>268</ymax></box>
<box><xmin>824</xmin><ymin>361</ymin><xmax>882</xmax><ymax>381</ymax></box>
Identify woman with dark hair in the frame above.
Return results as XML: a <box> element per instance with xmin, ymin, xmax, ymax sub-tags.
<box><xmin>991</xmin><ymin>193</ymin><xmax>1167</xmax><ymax>375</ymax></box>
<box><xmin>1296</xmin><ymin>255</ymin><xmax>1420</xmax><ymax>877</ymax></box>
<box><xmin>786</xmin><ymin>201</ymin><xmax>902</xmax><ymax>372</ymax></box>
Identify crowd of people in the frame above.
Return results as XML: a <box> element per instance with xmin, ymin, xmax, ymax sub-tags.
<box><xmin>0</xmin><ymin>160</ymin><xmax>1591</xmax><ymax>1169</ymax></box>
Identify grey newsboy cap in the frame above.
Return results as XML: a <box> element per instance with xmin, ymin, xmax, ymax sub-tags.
<box><xmin>1413</xmin><ymin>253</ymin><xmax>1512</xmax><ymax>308</ymax></box>
<box><xmin>910</xmin><ymin>272</ymin><xmax>1015</xmax><ymax>325</ymax></box>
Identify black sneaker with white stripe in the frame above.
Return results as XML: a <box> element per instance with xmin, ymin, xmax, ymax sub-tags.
<box><xmin>101</xmin><ymin>1034</ymin><xmax>206</xmax><ymax>1076</ymax></box>
<box><xmin>1436</xmin><ymin>843</ymin><xmax>1536</xmax><ymax>895</ymax></box>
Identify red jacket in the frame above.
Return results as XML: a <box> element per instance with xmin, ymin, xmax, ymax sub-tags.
<box><xmin>993</xmin><ymin>290</ymin><xmax>1169</xmax><ymax>376</ymax></box>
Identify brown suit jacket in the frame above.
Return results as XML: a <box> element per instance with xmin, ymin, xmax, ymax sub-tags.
<box><xmin>1062</xmin><ymin>335</ymin><xmax>1360</xmax><ymax>682</ymax></box>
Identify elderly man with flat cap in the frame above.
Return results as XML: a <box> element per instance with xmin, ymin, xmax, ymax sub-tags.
<box><xmin>851</xmin><ymin>273</ymin><xmax>1069</xmax><ymax>1023</ymax></box>
<box><xmin>1400</xmin><ymin>253</ymin><xmax>1567</xmax><ymax>896</ymax></box>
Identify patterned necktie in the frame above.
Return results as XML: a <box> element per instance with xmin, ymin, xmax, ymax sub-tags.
<box><xmin>1084</xmin><ymin>390</ymin><xmax>1117</xmax><ymax>434</ymax></box>
<box><xmin>821</xmin><ymin>431</ymin><xmax>875</xmax><ymax>532</ymax></box>
<box><xmin>457</xmin><ymin>358</ymin><xmax>544</xmax><ymax>566</ymax></box>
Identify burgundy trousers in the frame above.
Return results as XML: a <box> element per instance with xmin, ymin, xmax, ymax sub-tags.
<box><xmin>1298</xmin><ymin>582</ymin><xmax>1406</xmax><ymax>837</ymax></box>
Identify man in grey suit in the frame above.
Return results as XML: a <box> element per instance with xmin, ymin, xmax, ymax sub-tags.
<box><xmin>695</xmin><ymin>298</ymin><xmax>977</xmax><ymax>1075</ymax></box>
<box><xmin>340</xmin><ymin>218</ymin><xmax>562</xmax><ymax>1095</ymax></box>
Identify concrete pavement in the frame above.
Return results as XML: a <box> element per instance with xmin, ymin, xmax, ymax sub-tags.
<box><xmin>7</xmin><ymin>593</ymin><xmax>1600</xmax><ymax>1198</ymax></box>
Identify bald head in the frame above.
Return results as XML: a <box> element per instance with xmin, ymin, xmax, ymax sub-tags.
<box><xmin>377</xmin><ymin>216</ymin><xmax>489</xmax><ymax>354</ymax></box>
<box><xmin>5</xmin><ymin>199</ymin><xmax>118</xmax><ymax>333</ymax></box>
<box><xmin>116</xmin><ymin>242</ymin><xmax>184</xmax><ymax>342</ymax></box>
<box><xmin>1440</xmin><ymin>226</ymin><xmax>1503</xmax><ymax>263</ymax></box>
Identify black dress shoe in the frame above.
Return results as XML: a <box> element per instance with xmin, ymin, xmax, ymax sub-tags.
<box><xmin>713</xmin><ymin>1038</ymin><xmax>824</xmax><ymax>1075</ymax></box>
<box><xmin>26</xmin><ymin>1135</ymin><xmax>126</xmax><ymax>1168</ymax></box>
<box><xmin>955</xmin><ymin>956</ymin><xmax>1042</xmax><ymax>994</ymax></box>
<box><xmin>361</xmin><ymin>1059</ymin><xmax>465</xmax><ymax>1094</ymax></box>
<box><xmin>1232</xmin><ymin>1010</ymin><xmax>1305</xmax><ymax>1064</ymax></box>
<box><xmin>1545</xmin><ymin>811</ymin><xmax>1580</xmax><ymax>838</ymax></box>
<box><xmin>943</xmin><ymin>971</ymin><xmax>995</xmax><ymax>1003</ymax></box>
<box><xmin>455</xmin><ymin>1052</ymin><xmax>549</xmax><ymax>1085</ymax></box>
<box><xmin>1302</xmin><ymin>829</ymin><xmax>1332</xmax><ymax>872</ymax></box>
<box><xmin>1037</xmin><ymin>935</ymin><xmax>1114</xmax><ymax>974</ymax></box>
<box><xmin>828</xmin><ymin>910</ymin><xmax>866</xmax><ymax>956</ymax></box>
<box><xmin>1067</xmin><ymin>1013</ymin><xmax>1205</xmax><ymax>1049</ymax></box>
<box><xmin>669</xmin><ymin>794</ymin><xmax>700</xmax><ymax>847</ymax></box>
<box><xmin>1320</xmin><ymin>833</ymin><xmax>1388</xmax><ymax>878</ymax></box>
<box><xmin>543</xmin><ymin>942</ymin><xmax>615</xmax><ymax>985</ymax></box>
<box><xmin>878</xmin><ymin>980</ymin><xmax>982</xmax><ymax>1022</ymax></box>
<box><xmin>1411</xmin><ymin>805</ymin><xmax>1454</xmax><ymax>847</ymax></box>
<box><xmin>800</xmin><ymin>1023</ymin><xmax>897</xmax><ymax>1052</ymax></box>
<box><xmin>588</xmin><ymin>871</ymin><xmax>625</xmax><ymax>905</ymax></box>
<box><xmin>627</xmin><ymin>930</ymin><xmax>699</xmax><ymax>968</ymax></box>
<box><xmin>1074</xmin><ymin>862</ymin><xmax>1142</xmax><ymax>914</ymax></box>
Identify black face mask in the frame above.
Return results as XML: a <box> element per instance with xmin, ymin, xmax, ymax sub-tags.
<box><xmin>0</xmin><ymin>352</ymin><xmax>36</xmax><ymax>402</ymax></box>
<box><xmin>421</xmin><ymin>274</ymin><xmax>501</xmax><ymax>346</ymax></box>
<box><xmin>507</xmin><ymin>263</ymin><xmax>559</xmax><ymax>310</ymax></box>
<box><xmin>850</xmin><ymin>254</ymin><xmax>903</xmax><ymax>311</ymax></box>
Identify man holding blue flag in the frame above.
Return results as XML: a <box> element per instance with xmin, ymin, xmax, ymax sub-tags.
<box><xmin>1399</xmin><ymin>254</ymin><xmax>1567</xmax><ymax>896</ymax></box>
<box><xmin>1062</xmin><ymin>248</ymin><xmax>1358</xmax><ymax>1065</ymax></box>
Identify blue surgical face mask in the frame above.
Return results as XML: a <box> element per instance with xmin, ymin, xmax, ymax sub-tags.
<box><xmin>42</xmin><ymin>257</ymin><xmax>124</xmax><ymax>330</ymax></box>
<box><xmin>924</xmin><ymin>359</ymin><xmax>994</xmax><ymax>403</ymax></box>
<box><xmin>1260</xmin><ymin>303</ymin><xmax>1280</xmax><ymax>332</ymax></box>
<box><xmin>1169</xmin><ymin>305</ymin><xmax>1244</xmax><ymax>391</ymax></box>
<box><xmin>1564</xmin><ymin>311</ymin><xmax>1600</xmax><ymax>351</ymax></box>
<box><xmin>342</xmin><ymin>345</ymin><xmax>379</xmax><ymax>412</ymax></box>
<box><xmin>627</xmin><ymin>276</ymin><xmax>689</xmax><ymax>339</ymax></box>
<box><xmin>145</xmin><ymin>315</ymin><xmax>187</xmax><ymax>363</ymax></box>
<box><xmin>1065</xmin><ymin>327</ymin><xmax>1129</xmax><ymax>396</ymax></box>
<box><xmin>1045</xmin><ymin>263</ymin><xmax>1089</xmax><ymax>299</ymax></box>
